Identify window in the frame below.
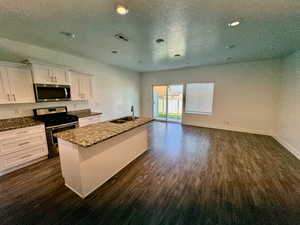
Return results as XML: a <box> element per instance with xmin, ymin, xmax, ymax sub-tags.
<box><xmin>185</xmin><ymin>82</ymin><xmax>214</xmax><ymax>114</ymax></box>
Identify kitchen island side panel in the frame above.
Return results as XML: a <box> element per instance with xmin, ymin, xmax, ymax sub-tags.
<box><xmin>58</xmin><ymin>139</ymin><xmax>83</xmax><ymax>195</ymax></box>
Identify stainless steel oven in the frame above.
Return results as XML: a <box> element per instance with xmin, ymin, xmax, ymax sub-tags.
<box><xmin>34</xmin><ymin>84</ymin><xmax>71</xmax><ymax>102</ymax></box>
<box><xmin>45</xmin><ymin>122</ymin><xmax>78</xmax><ymax>157</ymax></box>
<box><xmin>33</xmin><ymin>106</ymin><xmax>79</xmax><ymax>158</ymax></box>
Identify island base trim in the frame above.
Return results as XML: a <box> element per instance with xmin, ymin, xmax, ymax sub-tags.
<box><xmin>65</xmin><ymin>183</ymin><xmax>85</xmax><ymax>198</ymax></box>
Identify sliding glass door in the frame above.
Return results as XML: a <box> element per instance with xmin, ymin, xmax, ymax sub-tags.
<box><xmin>167</xmin><ymin>85</ymin><xmax>183</xmax><ymax>122</ymax></box>
<box><xmin>153</xmin><ymin>86</ymin><xmax>168</xmax><ymax>121</ymax></box>
<box><xmin>153</xmin><ymin>85</ymin><xmax>183</xmax><ymax>122</ymax></box>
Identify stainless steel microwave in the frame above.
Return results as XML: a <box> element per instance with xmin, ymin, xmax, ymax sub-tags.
<box><xmin>34</xmin><ymin>84</ymin><xmax>71</xmax><ymax>102</ymax></box>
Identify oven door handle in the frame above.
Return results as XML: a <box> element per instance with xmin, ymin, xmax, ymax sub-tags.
<box><xmin>47</xmin><ymin>121</ymin><xmax>79</xmax><ymax>130</ymax></box>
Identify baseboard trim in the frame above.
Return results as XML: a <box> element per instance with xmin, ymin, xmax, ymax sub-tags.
<box><xmin>272</xmin><ymin>135</ymin><xmax>300</xmax><ymax>160</ymax></box>
<box><xmin>182</xmin><ymin>122</ymin><xmax>272</xmax><ymax>136</ymax></box>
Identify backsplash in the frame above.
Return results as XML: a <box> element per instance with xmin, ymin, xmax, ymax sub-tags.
<box><xmin>0</xmin><ymin>101</ymin><xmax>89</xmax><ymax>120</ymax></box>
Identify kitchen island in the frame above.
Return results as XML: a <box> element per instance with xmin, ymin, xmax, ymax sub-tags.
<box><xmin>55</xmin><ymin>117</ymin><xmax>153</xmax><ymax>198</ymax></box>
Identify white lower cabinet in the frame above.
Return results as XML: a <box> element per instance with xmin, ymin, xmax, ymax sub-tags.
<box><xmin>79</xmin><ymin>115</ymin><xmax>101</xmax><ymax>127</ymax></box>
<box><xmin>0</xmin><ymin>125</ymin><xmax>48</xmax><ymax>175</ymax></box>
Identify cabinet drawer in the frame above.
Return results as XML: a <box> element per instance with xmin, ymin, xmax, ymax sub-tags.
<box><xmin>0</xmin><ymin>125</ymin><xmax>45</xmax><ymax>140</ymax></box>
<box><xmin>79</xmin><ymin>115</ymin><xmax>101</xmax><ymax>127</ymax></box>
<box><xmin>0</xmin><ymin>133</ymin><xmax>47</xmax><ymax>156</ymax></box>
<box><xmin>0</xmin><ymin>145</ymin><xmax>48</xmax><ymax>171</ymax></box>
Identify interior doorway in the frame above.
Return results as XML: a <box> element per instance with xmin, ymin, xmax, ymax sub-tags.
<box><xmin>152</xmin><ymin>85</ymin><xmax>184</xmax><ymax>122</ymax></box>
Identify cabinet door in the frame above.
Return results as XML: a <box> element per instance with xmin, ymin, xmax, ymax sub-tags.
<box><xmin>7</xmin><ymin>67</ymin><xmax>35</xmax><ymax>103</ymax></box>
<box><xmin>70</xmin><ymin>72</ymin><xmax>81</xmax><ymax>100</ymax></box>
<box><xmin>0</xmin><ymin>67</ymin><xmax>11</xmax><ymax>104</ymax></box>
<box><xmin>32</xmin><ymin>66</ymin><xmax>53</xmax><ymax>84</ymax></box>
<box><xmin>0</xmin><ymin>145</ymin><xmax>48</xmax><ymax>172</ymax></box>
<box><xmin>80</xmin><ymin>75</ymin><xmax>92</xmax><ymax>100</ymax></box>
<box><xmin>52</xmin><ymin>68</ymin><xmax>70</xmax><ymax>85</ymax></box>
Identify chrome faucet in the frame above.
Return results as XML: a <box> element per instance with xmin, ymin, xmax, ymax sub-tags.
<box><xmin>131</xmin><ymin>105</ymin><xmax>135</xmax><ymax>120</ymax></box>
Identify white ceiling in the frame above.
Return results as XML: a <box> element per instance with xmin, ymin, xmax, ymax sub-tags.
<box><xmin>0</xmin><ymin>0</ymin><xmax>299</xmax><ymax>72</ymax></box>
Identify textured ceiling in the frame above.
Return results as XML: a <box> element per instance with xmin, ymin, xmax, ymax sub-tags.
<box><xmin>0</xmin><ymin>0</ymin><xmax>299</xmax><ymax>72</ymax></box>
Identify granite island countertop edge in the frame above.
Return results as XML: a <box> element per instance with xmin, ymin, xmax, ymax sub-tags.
<box><xmin>54</xmin><ymin>117</ymin><xmax>154</xmax><ymax>148</ymax></box>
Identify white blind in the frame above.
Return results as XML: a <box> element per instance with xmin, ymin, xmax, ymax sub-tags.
<box><xmin>185</xmin><ymin>83</ymin><xmax>214</xmax><ymax>114</ymax></box>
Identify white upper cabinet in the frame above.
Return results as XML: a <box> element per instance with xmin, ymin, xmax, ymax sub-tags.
<box><xmin>31</xmin><ymin>65</ymin><xmax>52</xmax><ymax>84</ymax></box>
<box><xmin>70</xmin><ymin>71</ymin><xmax>93</xmax><ymax>101</ymax></box>
<box><xmin>80</xmin><ymin>75</ymin><xmax>93</xmax><ymax>100</ymax></box>
<box><xmin>52</xmin><ymin>68</ymin><xmax>70</xmax><ymax>85</ymax></box>
<box><xmin>0</xmin><ymin>67</ymin><xmax>10</xmax><ymax>104</ymax></box>
<box><xmin>31</xmin><ymin>64</ymin><xmax>70</xmax><ymax>85</ymax></box>
<box><xmin>6</xmin><ymin>66</ymin><xmax>35</xmax><ymax>103</ymax></box>
<box><xmin>70</xmin><ymin>72</ymin><xmax>81</xmax><ymax>100</ymax></box>
<box><xmin>0</xmin><ymin>63</ymin><xmax>35</xmax><ymax>104</ymax></box>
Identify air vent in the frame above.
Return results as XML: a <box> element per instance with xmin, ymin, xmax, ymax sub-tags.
<box><xmin>226</xmin><ymin>44</ymin><xmax>236</xmax><ymax>49</ymax></box>
<box><xmin>60</xmin><ymin>31</ymin><xmax>76</xmax><ymax>39</ymax></box>
<box><xmin>114</xmin><ymin>33</ymin><xmax>129</xmax><ymax>42</ymax></box>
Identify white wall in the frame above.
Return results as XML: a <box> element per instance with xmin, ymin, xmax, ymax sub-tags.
<box><xmin>141</xmin><ymin>60</ymin><xmax>281</xmax><ymax>135</ymax></box>
<box><xmin>0</xmin><ymin>37</ymin><xmax>141</xmax><ymax>121</ymax></box>
<box><xmin>275</xmin><ymin>50</ymin><xmax>300</xmax><ymax>159</ymax></box>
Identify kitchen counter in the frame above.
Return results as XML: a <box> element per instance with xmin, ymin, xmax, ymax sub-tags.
<box><xmin>55</xmin><ymin>117</ymin><xmax>154</xmax><ymax>147</ymax></box>
<box><xmin>0</xmin><ymin>116</ymin><xmax>44</xmax><ymax>132</ymax></box>
<box><xmin>68</xmin><ymin>109</ymin><xmax>102</xmax><ymax>118</ymax></box>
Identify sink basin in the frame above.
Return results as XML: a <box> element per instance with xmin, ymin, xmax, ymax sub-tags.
<box><xmin>110</xmin><ymin>116</ymin><xmax>139</xmax><ymax>124</ymax></box>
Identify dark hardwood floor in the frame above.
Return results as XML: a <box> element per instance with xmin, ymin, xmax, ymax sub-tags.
<box><xmin>1</xmin><ymin>121</ymin><xmax>300</xmax><ymax>225</ymax></box>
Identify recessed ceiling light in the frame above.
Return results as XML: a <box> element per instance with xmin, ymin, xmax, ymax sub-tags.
<box><xmin>156</xmin><ymin>38</ymin><xmax>165</xmax><ymax>43</ymax></box>
<box><xmin>60</xmin><ymin>31</ymin><xmax>76</xmax><ymax>39</ymax></box>
<box><xmin>115</xmin><ymin>4</ymin><xmax>129</xmax><ymax>15</ymax></box>
<box><xmin>228</xmin><ymin>20</ymin><xmax>241</xmax><ymax>27</ymax></box>
<box><xmin>112</xmin><ymin>50</ymin><xmax>118</xmax><ymax>54</ymax></box>
<box><xmin>174</xmin><ymin>54</ymin><xmax>181</xmax><ymax>57</ymax></box>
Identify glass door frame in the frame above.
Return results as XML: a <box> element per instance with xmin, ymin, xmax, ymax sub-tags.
<box><xmin>152</xmin><ymin>84</ymin><xmax>184</xmax><ymax>123</ymax></box>
<box><xmin>152</xmin><ymin>85</ymin><xmax>168</xmax><ymax>121</ymax></box>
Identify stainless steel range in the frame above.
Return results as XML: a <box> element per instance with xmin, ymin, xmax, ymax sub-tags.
<box><xmin>33</xmin><ymin>106</ymin><xmax>78</xmax><ymax>158</ymax></box>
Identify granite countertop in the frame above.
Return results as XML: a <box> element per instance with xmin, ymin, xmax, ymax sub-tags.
<box><xmin>68</xmin><ymin>109</ymin><xmax>102</xmax><ymax>118</ymax></box>
<box><xmin>0</xmin><ymin>116</ymin><xmax>44</xmax><ymax>132</ymax></box>
<box><xmin>55</xmin><ymin>117</ymin><xmax>154</xmax><ymax>148</ymax></box>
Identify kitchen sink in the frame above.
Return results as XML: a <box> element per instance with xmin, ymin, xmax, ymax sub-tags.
<box><xmin>110</xmin><ymin>116</ymin><xmax>138</xmax><ymax>124</ymax></box>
